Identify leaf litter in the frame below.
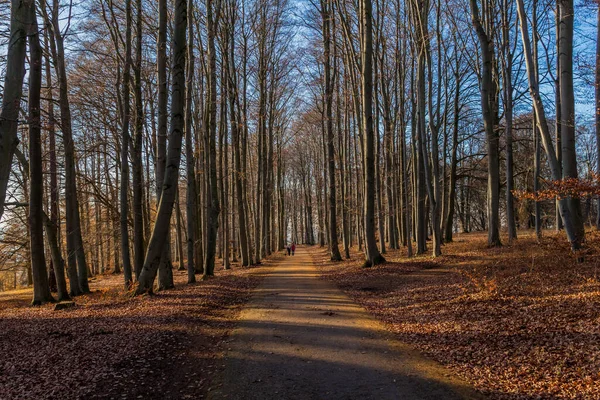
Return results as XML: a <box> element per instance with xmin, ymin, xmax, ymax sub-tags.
<box><xmin>312</xmin><ymin>231</ymin><xmax>600</xmax><ymax>400</ymax></box>
<box><xmin>0</xmin><ymin>258</ymin><xmax>280</xmax><ymax>400</ymax></box>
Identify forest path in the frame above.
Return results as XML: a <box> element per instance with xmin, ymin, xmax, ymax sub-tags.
<box><xmin>209</xmin><ymin>246</ymin><xmax>482</xmax><ymax>400</ymax></box>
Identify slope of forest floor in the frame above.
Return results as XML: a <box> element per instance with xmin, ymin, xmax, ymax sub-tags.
<box><xmin>0</xmin><ymin>256</ymin><xmax>281</xmax><ymax>400</ymax></box>
<box><xmin>312</xmin><ymin>231</ymin><xmax>600</xmax><ymax>400</ymax></box>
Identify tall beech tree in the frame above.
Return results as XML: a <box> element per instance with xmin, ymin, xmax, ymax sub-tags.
<box><xmin>28</xmin><ymin>1</ymin><xmax>54</xmax><ymax>305</ymax></box>
<box><xmin>469</xmin><ymin>0</ymin><xmax>502</xmax><ymax>247</ymax></box>
<box><xmin>0</xmin><ymin>0</ymin><xmax>30</xmax><ymax>223</ymax></box>
<box><xmin>360</xmin><ymin>0</ymin><xmax>385</xmax><ymax>266</ymax></box>
<box><xmin>136</xmin><ymin>0</ymin><xmax>188</xmax><ymax>294</ymax></box>
<box><xmin>320</xmin><ymin>0</ymin><xmax>342</xmax><ymax>261</ymax></box>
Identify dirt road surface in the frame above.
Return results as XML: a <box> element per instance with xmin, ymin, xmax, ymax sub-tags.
<box><xmin>209</xmin><ymin>247</ymin><xmax>482</xmax><ymax>400</ymax></box>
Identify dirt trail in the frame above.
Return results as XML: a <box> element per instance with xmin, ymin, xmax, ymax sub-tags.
<box><xmin>209</xmin><ymin>246</ymin><xmax>483</xmax><ymax>400</ymax></box>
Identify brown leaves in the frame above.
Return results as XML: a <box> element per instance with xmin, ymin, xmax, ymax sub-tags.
<box><xmin>313</xmin><ymin>232</ymin><xmax>600</xmax><ymax>399</ymax></box>
<box><xmin>0</xmin><ymin>264</ymin><xmax>265</xmax><ymax>400</ymax></box>
<box><xmin>513</xmin><ymin>174</ymin><xmax>600</xmax><ymax>201</ymax></box>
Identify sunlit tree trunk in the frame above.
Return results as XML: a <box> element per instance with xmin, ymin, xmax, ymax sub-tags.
<box><xmin>321</xmin><ymin>0</ymin><xmax>342</xmax><ymax>261</ymax></box>
<box><xmin>532</xmin><ymin>1</ymin><xmax>541</xmax><ymax>239</ymax></box>
<box><xmin>133</xmin><ymin>0</ymin><xmax>145</xmax><ymax>280</ymax></box>
<box><xmin>516</xmin><ymin>0</ymin><xmax>580</xmax><ymax>252</ymax></box>
<box><xmin>46</xmin><ymin>0</ymin><xmax>90</xmax><ymax>293</ymax></box>
<box><xmin>596</xmin><ymin>2</ymin><xmax>600</xmax><ymax>230</ymax></box>
<box><xmin>120</xmin><ymin>0</ymin><xmax>134</xmax><ymax>288</ymax></box>
<box><xmin>558</xmin><ymin>0</ymin><xmax>583</xmax><ymax>246</ymax></box>
<box><xmin>203</xmin><ymin>0</ymin><xmax>221</xmax><ymax>278</ymax></box>
<box><xmin>469</xmin><ymin>0</ymin><xmax>501</xmax><ymax>247</ymax></box>
<box><xmin>226</xmin><ymin>0</ymin><xmax>250</xmax><ymax>266</ymax></box>
<box><xmin>136</xmin><ymin>0</ymin><xmax>187</xmax><ymax>294</ymax></box>
<box><xmin>555</xmin><ymin>1</ymin><xmax>563</xmax><ymax>231</ymax></box>
<box><xmin>501</xmin><ymin>0</ymin><xmax>517</xmax><ymax>243</ymax></box>
<box><xmin>28</xmin><ymin>6</ymin><xmax>54</xmax><ymax>304</ymax></box>
<box><xmin>156</xmin><ymin>0</ymin><xmax>175</xmax><ymax>290</ymax></box>
<box><xmin>445</xmin><ymin>51</ymin><xmax>461</xmax><ymax>243</ymax></box>
<box><xmin>360</xmin><ymin>0</ymin><xmax>385</xmax><ymax>267</ymax></box>
<box><xmin>0</xmin><ymin>0</ymin><xmax>30</xmax><ymax>222</ymax></box>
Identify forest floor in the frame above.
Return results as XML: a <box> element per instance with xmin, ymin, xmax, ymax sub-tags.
<box><xmin>209</xmin><ymin>247</ymin><xmax>481</xmax><ymax>400</ymax></box>
<box><xmin>0</xmin><ymin>255</ymin><xmax>283</xmax><ymax>400</ymax></box>
<box><xmin>312</xmin><ymin>230</ymin><xmax>600</xmax><ymax>400</ymax></box>
<box><xmin>2</xmin><ymin>231</ymin><xmax>598</xmax><ymax>400</ymax></box>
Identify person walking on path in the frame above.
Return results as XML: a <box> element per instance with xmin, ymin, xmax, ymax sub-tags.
<box><xmin>286</xmin><ymin>245</ymin><xmax>291</xmax><ymax>256</ymax></box>
<box><xmin>291</xmin><ymin>243</ymin><xmax>296</xmax><ymax>255</ymax></box>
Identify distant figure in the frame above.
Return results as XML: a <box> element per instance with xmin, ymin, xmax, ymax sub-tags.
<box><xmin>291</xmin><ymin>243</ymin><xmax>296</xmax><ymax>256</ymax></box>
<box><xmin>286</xmin><ymin>245</ymin><xmax>291</xmax><ymax>256</ymax></box>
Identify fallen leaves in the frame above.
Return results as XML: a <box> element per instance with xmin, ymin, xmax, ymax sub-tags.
<box><xmin>312</xmin><ymin>231</ymin><xmax>600</xmax><ymax>400</ymax></box>
<box><xmin>0</xmin><ymin>261</ymin><xmax>271</xmax><ymax>400</ymax></box>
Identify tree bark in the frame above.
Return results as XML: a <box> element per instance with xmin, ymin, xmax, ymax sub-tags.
<box><xmin>596</xmin><ymin>1</ymin><xmax>600</xmax><ymax>229</ymax></box>
<box><xmin>203</xmin><ymin>0</ymin><xmax>221</xmax><ymax>278</ymax></box>
<box><xmin>469</xmin><ymin>0</ymin><xmax>501</xmax><ymax>247</ymax></box>
<box><xmin>156</xmin><ymin>0</ymin><xmax>175</xmax><ymax>290</ymax></box>
<box><xmin>558</xmin><ymin>0</ymin><xmax>584</xmax><ymax>246</ymax></box>
<box><xmin>226</xmin><ymin>0</ymin><xmax>250</xmax><ymax>266</ymax></box>
<box><xmin>321</xmin><ymin>0</ymin><xmax>342</xmax><ymax>261</ymax></box>
<box><xmin>136</xmin><ymin>0</ymin><xmax>187</xmax><ymax>294</ymax></box>
<box><xmin>120</xmin><ymin>0</ymin><xmax>134</xmax><ymax>288</ymax></box>
<box><xmin>0</xmin><ymin>0</ymin><xmax>29</xmax><ymax>223</ymax></box>
<box><xmin>360</xmin><ymin>0</ymin><xmax>385</xmax><ymax>267</ymax></box>
<box><xmin>186</xmin><ymin>0</ymin><xmax>197</xmax><ymax>283</ymax></box>
<box><xmin>29</xmin><ymin>8</ymin><xmax>54</xmax><ymax>305</ymax></box>
<box><xmin>133</xmin><ymin>0</ymin><xmax>145</xmax><ymax>280</ymax></box>
<box><xmin>501</xmin><ymin>0</ymin><xmax>517</xmax><ymax>243</ymax></box>
<box><xmin>516</xmin><ymin>0</ymin><xmax>580</xmax><ymax>251</ymax></box>
<box><xmin>46</xmin><ymin>0</ymin><xmax>90</xmax><ymax>293</ymax></box>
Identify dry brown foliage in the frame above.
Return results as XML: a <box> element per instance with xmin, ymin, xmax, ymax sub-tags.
<box><xmin>312</xmin><ymin>231</ymin><xmax>600</xmax><ymax>400</ymax></box>
<box><xmin>0</xmin><ymin>259</ymin><xmax>279</xmax><ymax>400</ymax></box>
<box><xmin>513</xmin><ymin>175</ymin><xmax>600</xmax><ymax>201</ymax></box>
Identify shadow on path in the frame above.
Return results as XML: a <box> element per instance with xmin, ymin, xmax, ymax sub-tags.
<box><xmin>209</xmin><ymin>247</ymin><xmax>483</xmax><ymax>400</ymax></box>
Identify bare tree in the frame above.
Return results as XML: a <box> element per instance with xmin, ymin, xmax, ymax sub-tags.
<box><xmin>203</xmin><ymin>0</ymin><xmax>222</xmax><ymax>278</ymax></box>
<box><xmin>360</xmin><ymin>0</ymin><xmax>385</xmax><ymax>266</ymax></box>
<box><xmin>28</xmin><ymin>2</ymin><xmax>54</xmax><ymax>304</ymax></box>
<box><xmin>320</xmin><ymin>0</ymin><xmax>342</xmax><ymax>261</ymax></box>
<box><xmin>0</xmin><ymin>0</ymin><xmax>30</xmax><ymax>224</ymax></box>
<box><xmin>469</xmin><ymin>0</ymin><xmax>502</xmax><ymax>247</ymax></box>
<box><xmin>136</xmin><ymin>0</ymin><xmax>188</xmax><ymax>294</ymax></box>
<box><xmin>120</xmin><ymin>0</ymin><xmax>134</xmax><ymax>288</ymax></box>
<box><xmin>515</xmin><ymin>0</ymin><xmax>580</xmax><ymax>251</ymax></box>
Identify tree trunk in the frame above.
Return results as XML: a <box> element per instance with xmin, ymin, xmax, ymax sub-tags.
<box><xmin>516</xmin><ymin>0</ymin><xmax>581</xmax><ymax>251</ymax></box>
<box><xmin>43</xmin><ymin>23</ymin><xmax>61</xmax><ymax>289</ymax></box>
<box><xmin>156</xmin><ymin>0</ymin><xmax>175</xmax><ymax>290</ymax></box>
<box><xmin>47</xmin><ymin>0</ymin><xmax>90</xmax><ymax>293</ymax></box>
<box><xmin>596</xmin><ymin>2</ymin><xmax>600</xmax><ymax>230</ymax></box>
<box><xmin>43</xmin><ymin>213</ymin><xmax>69</xmax><ymax>301</ymax></box>
<box><xmin>29</xmin><ymin>8</ymin><xmax>54</xmax><ymax>305</ymax></box>
<box><xmin>360</xmin><ymin>0</ymin><xmax>385</xmax><ymax>267</ymax></box>
<box><xmin>203</xmin><ymin>0</ymin><xmax>221</xmax><ymax>278</ymax></box>
<box><xmin>555</xmin><ymin>0</ymin><xmax>563</xmax><ymax>231</ymax></box>
<box><xmin>469</xmin><ymin>0</ymin><xmax>501</xmax><ymax>247</ymax></box>
<box><xmin>445</xmin><ymin>57</ymin><xmax>461</xmax><ymax>243</ymax></box>
<box><xmin>226</xmin><ymin>4</ymin><xmax>250</xmax><ymax>266</ymax></box>
<box><xmin>559</xmin><ymin>0</ymin><xmax>584</xmax><ymax>246</ymax></box>
<box><xmin>185</xmin><ymin>0</ymin><xmax>197</xmax><ymax>283</ymax></box>
<box><xmin>136</xmin><ymin>0</ymin><xmax>187</xmax><ymax>294</ymax></box>
<box><xmin>321</xmin><ymin>0</ymin><xmax>342</xmax><ymax>261</ymax></box>
<box><xmin>501</xmin><ymin>0</ymin><xmax>517</xmax><ymax>243</ymax></box>
<box><xmin>120</xmin><ymin>0</ymin><xmax>134</xmax><ymax>288</ymax></box>
<box><xmin>532</xmin><ymin>1</ymin><xmax>542</xmax><ymax>239</ymax></box>
<box><xmin>0</xmin><ymin>0</ymin><xmax>30</xmax><ymax>223</ymax></box>
<box><xmin>133</xmin><ymin>0</ymin><xmax>145</xmax><ymax>280</ymax></box>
